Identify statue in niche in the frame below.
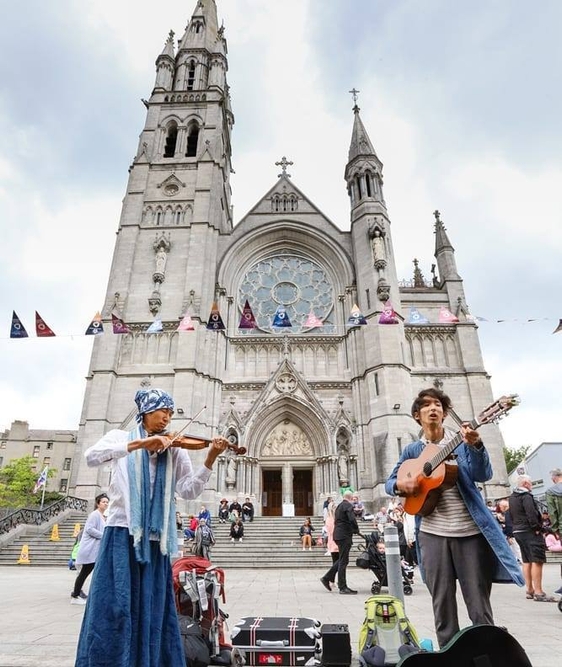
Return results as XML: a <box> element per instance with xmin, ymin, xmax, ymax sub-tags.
<box><xmin>336</xmin><ymin>431</ymin><xmax>350</xmax><ymax>486</ymax></box>
<box><xmin>225</xmin><ymin>448</ymin><xmax>238</xmax><ymax>488</ymax></box>
<box><xmin>155</xmin><ymin>246</ymin><xmax>168</xmax><ymax>274</ymax></box>
<box><xmin>371</xmin><ymin>229</ymin><xmax>387</xmax><ymax>271</ymax></box>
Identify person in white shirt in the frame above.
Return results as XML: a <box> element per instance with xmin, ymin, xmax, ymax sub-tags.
<box><xmin>75</xmin><ymin>388</ymin><xmax>228</xmax><ymax>667</ymax></box>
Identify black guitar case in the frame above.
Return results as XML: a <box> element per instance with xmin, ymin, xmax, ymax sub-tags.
<box><xmin>397</xmin><ymin>625</ymin><xmax>532</xmax><ymax>667</ymax></box>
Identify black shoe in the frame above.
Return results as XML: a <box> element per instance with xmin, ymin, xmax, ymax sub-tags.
<box><xmin>339</xmin><ymin>587</ymin><xmax>357</xmax><ymax>595</ymax></box>
<box><xmin>320</xmin><ymin>577</ymin><xmax>332</xmax><ymax>592</ymax></box>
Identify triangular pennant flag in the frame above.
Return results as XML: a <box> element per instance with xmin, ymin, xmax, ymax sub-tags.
<box><xmin>206</xmin><ymin>302</ymin><xmax>226</xmax><ymax>330</ymax></box>
<box><xmin>10</xmin><ymin>311</ymin><xmax>29</xmax><ymax>338</ymax></box>
<box><xmin>177</xmin><ymin>312</ymin><xmax>195</xmax><ymax>331</ymax></box>
<box><xmin>347</xmin><ymin>303</ymin><xmax>367</xmax><ymax>326</ymax></box>
<box><xmin>438</xmin><ymin>306</ymin><xmax>459</xmax><ymax>323</ymax></box>
<box><xmin>379</xmin><ymin>301</ymin><xmax>399</xmax><ymax>324</ymax></box>
<box><xmin>238</xmin><ymin>300</ymin><xmax>257</xmax><ymax>329</ymax></box>
<box><xmin>272</xmin><ymin>304</ymin><xmax>292</xmax><ymax>327</ymax></box>
<box><xmin>85</xmin><ymin>311</ymin><xmax>104</xmax><ymax>336</ymax></box>
<box><xmin>304</xmin><ymin>311</ymin><xmax>323</xmax><ymax>328</ymax></box>
<box><xmin>35</xmin><ymin>311</ymin><xmax>56</xmax><ymax>337</ymax></box>
<box><xmin>553</xmin><ymin>319</ymin><xmax>562</xmax><ymax>334</ymax></box>
<box><xmin>112</xmin><ymin>313</ymin><xmax>131</xmax><ymax>334</ymax></box>
<box><xmin>146</xmin><ymin>318</ymin><xmax>163</xmax><ymax>334</ymax></box>
<box><xmin>407</xmin><ymin>306</ymin><xmax>429</xmax><ymax>325</ymax></box>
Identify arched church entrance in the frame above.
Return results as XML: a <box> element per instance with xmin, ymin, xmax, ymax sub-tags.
<box><xmin>260</xmin><ymin>420</ymin><xmax>315</xmax><ymax>517</ymax></box>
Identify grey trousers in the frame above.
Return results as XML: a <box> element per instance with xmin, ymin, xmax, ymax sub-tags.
<box><xmin>418</xmin><ymin>531</ymin><xmax>495</xmax><ymax>648</ymax></box>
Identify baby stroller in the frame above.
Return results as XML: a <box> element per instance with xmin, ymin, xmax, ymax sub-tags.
<box><xmin>356</xmin><ymin>531</ymin><xmax>415</xmax><ymax>596</ymax></box>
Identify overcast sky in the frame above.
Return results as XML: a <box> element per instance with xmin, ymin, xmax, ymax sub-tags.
<box><xmin>0</xmin><ymin>0</ymin><xmax>560</xmax><ymax>451</ymax></box>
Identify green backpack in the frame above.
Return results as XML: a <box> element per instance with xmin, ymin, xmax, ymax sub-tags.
<box><xmin>358</xmin><ymin>595</ymin><xmax>421</xmax><ymax>666</ymax></box>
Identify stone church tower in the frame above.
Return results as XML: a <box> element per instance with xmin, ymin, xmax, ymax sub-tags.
<box><xmin>71</xmin><ymin>0</ymin><xmax>511</xmax><ymax>514</ymax></box>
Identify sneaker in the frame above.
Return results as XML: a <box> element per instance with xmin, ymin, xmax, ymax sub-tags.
<box><xmin>240</xmin><ymin>538</ymin><xmax>243</xmax><ymax>542</ymax></box>
<box><xmin>324</xmin><ymin>551</ymin><xmax>330</xmax><ymax>556</ymax></box>
<box><xmin>78</xmin><ymin>591</ymin><xmax>88</xmax><ymax>600</ymax></box>
<box><xmin>231</xmin><ymin>538</ymin><xmax>234</xmax><ymax>542</ymax></box>
<box><xmin>70</xmin><ymin>596</ymin><xmax>86</xmax><ymax>605</ymax></box>
<box><xmin>555</xmin><ymin>586</ymin><xmax>562</xmax><ymax>595</ymax></box>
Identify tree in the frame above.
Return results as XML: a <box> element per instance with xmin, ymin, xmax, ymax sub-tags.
<box><xmin>0</xmin><ymin>456</ymin><xmax>58</xmax><ymax>509</ymax></box>
<box><xmin>503</xmin><ymin>445</ymin><xmax>530</xmax><ymax>475</ymax></box>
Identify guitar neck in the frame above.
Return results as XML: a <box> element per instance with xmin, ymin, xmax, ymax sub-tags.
<box><xmin>428</xmin><ymin>418</ymin><xmax>480</xmax><ymax>471</ymax></box>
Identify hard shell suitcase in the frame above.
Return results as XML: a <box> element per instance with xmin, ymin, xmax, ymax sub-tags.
<box><xmin>231</xmin><ymin>616</ymin><xmax>321</xmax><ymax>666</ymax></box>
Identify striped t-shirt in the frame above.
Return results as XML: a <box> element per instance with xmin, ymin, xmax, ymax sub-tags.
<box><xmin>419</xmin><ymin>434</ymin><xmax>479</xmax><ymax>538</ymax></box>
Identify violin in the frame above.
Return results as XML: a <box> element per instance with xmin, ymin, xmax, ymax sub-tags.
<box><xmin>163</xmin><ymin>432</ymin><xmax>247</xmax><ymax>455</ymax></box>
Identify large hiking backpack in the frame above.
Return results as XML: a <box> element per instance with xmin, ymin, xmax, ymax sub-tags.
<box><xmin>358</xmin><ymin>595</ymin><xmax>421</xmax><ymax>667</ymax></box>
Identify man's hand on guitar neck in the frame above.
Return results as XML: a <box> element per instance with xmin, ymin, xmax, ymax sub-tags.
<box><xmin>461</xmin><ymin>423</ymin><xmax>483</xmax><ymax>448</ymax></box>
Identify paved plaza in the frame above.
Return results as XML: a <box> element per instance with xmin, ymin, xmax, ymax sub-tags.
<box><xmin>0</xmin><ymin>563</ymin><xmax>560</xmax><ymax>666</ymax></box>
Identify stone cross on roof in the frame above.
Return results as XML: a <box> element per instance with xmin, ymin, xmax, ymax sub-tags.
<box><xmin>275</xmin><ymin>156</ymin><xmax>293</xmax><ymax>178</ymax></box>
<box><xmin>349</xmin><ymin>87</ymin><xmax>360</xmax><ymax>106</ymax></box>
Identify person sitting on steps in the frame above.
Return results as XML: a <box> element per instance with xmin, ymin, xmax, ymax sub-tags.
<box><xmin>230</xmin><ymin>517</ymin><xmax>244</xmax><ymax>543</ymax></box>
<box><xmin>299</xmin><ymin>517</ymin><xmax>315</xmax><ymax>551</ymax></box>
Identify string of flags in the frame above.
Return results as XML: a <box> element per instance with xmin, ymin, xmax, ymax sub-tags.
<box><xmin>7</xmin><ymin>304</ymin><xmax>562</xmax><ymax>339</ymax></box>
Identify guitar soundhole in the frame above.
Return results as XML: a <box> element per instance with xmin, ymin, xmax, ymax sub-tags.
<box><xmin>423</xmin><ymin>462</ymin><xmax>433</xmax><ymax>477</ymax></box>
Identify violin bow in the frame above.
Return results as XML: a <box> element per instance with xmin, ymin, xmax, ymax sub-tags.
<box><xmin>169</xmin><ymin>405</ymin><xmax>207</xmax><ymax>444</ymax></box>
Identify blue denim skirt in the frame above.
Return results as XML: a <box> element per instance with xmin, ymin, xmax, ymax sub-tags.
<box><xmin>75</xmin><ymin>526</ymin><xmax>184</xmax><ymax>666</ymax></box>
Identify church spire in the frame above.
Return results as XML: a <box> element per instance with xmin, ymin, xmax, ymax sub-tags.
<box><xmin>153</xmin><ymin>30</ymin><xmax>175</xmax><ymax>92</ymax></box>
<box><xmin>178</xmin><ymin>0</ymin><xmax>222</xmax><ymax>54</ymax></box>
<box><xmin>344</xmin><ymin>91</ymin><xmax>385</xmax><ymax>217</ymax></box>
<box><xmin>433</xmin><ymin>210</ymin><xmax>460</xmax><ymax>281</ymax></box>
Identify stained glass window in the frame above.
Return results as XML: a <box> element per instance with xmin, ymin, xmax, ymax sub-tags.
<box><xmin>238</xmin><ymin>255</ymin><xmax>335</xmax><ymax>334</ymax></box>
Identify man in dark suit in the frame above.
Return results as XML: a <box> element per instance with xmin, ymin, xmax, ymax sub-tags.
<box><xmin>320</xmin><ymin>491</ymin><xmax>359</xmax><ymax>594</ymax></box>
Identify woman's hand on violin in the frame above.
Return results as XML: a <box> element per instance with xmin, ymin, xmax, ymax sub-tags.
<box><xmin>128</xmin><ymin>434</ymin><xmax>172</xmax><ymax>455</ymax></box>
<box><xmin>204</xmin><ymin>436</ymin><xmax>230</xmax><ymax>468</ymax></box>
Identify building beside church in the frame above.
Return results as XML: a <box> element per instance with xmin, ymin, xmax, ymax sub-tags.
<box><xmin>70</xmin><ymin>0</ymin><xmax>511</xmax><ymax>515</ymax></box>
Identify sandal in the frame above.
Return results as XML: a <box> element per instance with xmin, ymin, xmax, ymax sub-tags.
<box><xmin>525</xmin><ymin>591</ymin><xmax>535</xmax><ymax>599</ymax></box>
<box><xmin>533</xmin><ymin>593</ymin><xmax>558</xmax><ymax>602</ymax></box>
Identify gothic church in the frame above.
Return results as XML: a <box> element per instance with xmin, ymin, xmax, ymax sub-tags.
<box><xmin>71</xmin><ymin>0</ymin><xmax>510</xmax><ymax>515</ymax></box>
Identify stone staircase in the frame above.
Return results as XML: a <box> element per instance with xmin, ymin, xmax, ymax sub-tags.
<box><xmin>184</xmin><ymin>516</ymin><xmax>365</xmax><ymax>569</ymax></box>
<box><xmin>0</xmin><ymin>511</ymin><xmax>88</xmax><ymax>567</ymax></box>
<box><xmin>0</xmin><ymin>514</ymin><xmax>367</xmax><ymax>569</ymax></box>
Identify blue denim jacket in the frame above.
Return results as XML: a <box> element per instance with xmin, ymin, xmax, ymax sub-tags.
<box><xmin>385</xmin><ymin>439</ymin><xmax>524</xmax><ymax>586</ymax></box>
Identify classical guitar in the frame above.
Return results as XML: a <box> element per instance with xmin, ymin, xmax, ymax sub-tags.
<box><xmin>397</xmin><ymin>395</ymin><xmax>519</xmax><ymax>516</ymax></box>
<box><xmin>396</xmin><ymin>624</ymin><xmax>532</xmax><ymax>666</ymax></box>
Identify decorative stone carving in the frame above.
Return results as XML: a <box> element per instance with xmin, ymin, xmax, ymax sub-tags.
<box><xmin>262</xmin><ymin>423</ymin><xmax>312</xmax><ymax>456</ymax></box>
<box><xmin>336</xmin><ymin>430</ymin><xmax>350</xmax><ymax>485</ymax></box>
<box><xmin>368</xmin><ymin>220</ymin><xmax>387</xmax><ymax>273</ymax></box>
<box><xmin>152</xmin><ymin>233</ymin><xmax>172</xmax><ymax>284</ymax></box>
<box><xmin>224</xmin><ymin>448</ymin><xmax>238</xmax><ymax>488</ymax></box>
<box><xmin>275</xmin><ymin>372</ymin><xmax>297</xmax><ymax>394</ymax></box>
<box><xmin>376</xmin><ymin>278</ymin><xmax>391</xmax><ymax>303</ymax></box>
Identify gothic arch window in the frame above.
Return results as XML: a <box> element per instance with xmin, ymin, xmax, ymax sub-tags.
<box><xmin>187</xmin><ymin>60</ymin><xmax>196</xmax><ymax>91</ymax></box>
<box><xmin>186</xmin><ymin>122</ymin><xmax>199</xmax><ymax>157</ymax></box>
<box><xmin>192</xmin><ymin>21</ymin><xmax>203</xmax><ymax>34</ymax></box>
<box><xmin>163</xmin><ymin>121</ymin><xmax>178</xmax><ymax>158</ymax></box>
<box><xmin>356</xmin><ymin>175</ymin><xmax>362</xmax><ymax>199</ymax></box>
<box><xmin>155</xmin><ymin>207</ymin><xmax>163</xmax><ymax>226</ymax></box>
<box><xmin>175</xmin><ymin>207</ymin><xmax>182</xmax><ymax>225</ymax></box>
<box><xmin>365</xmin><ymin>171</ymin><xmax>373</xmax><ymax>197</ymax></box>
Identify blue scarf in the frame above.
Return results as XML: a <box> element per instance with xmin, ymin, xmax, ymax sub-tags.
<box><xmin>128</xmin><ymin>425</ymin><xmax>177</xmax><ymax>563</ymax></box>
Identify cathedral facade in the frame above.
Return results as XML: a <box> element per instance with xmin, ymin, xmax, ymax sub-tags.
<box><xmin>71</xmin><ymin>0</ymin><xmax>510</xmax><ymax>515</ymax></box>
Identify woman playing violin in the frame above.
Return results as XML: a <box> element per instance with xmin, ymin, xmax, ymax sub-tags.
<box><xmin>75</xmin><ymin>388</ymin><xmax>228</xmax><ymax>667</ymax></box>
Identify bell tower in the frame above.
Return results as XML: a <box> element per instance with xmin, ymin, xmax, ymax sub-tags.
<box><xmin>72</xmin><ymin>0</ymin><xmax>234</xmax><ymax>500</ymax></box>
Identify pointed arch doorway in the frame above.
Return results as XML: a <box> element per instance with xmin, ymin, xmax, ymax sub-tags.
<box><xmin>259</xmin><ymin>420</ymin><xmax>315</xmax><ymax>517</ymax></box>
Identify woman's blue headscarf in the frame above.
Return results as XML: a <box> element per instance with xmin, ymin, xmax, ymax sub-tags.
<box><xmin>134</xmin><ymin>389</ymin><xmax>174</xmax><ymax>423</ymax></box>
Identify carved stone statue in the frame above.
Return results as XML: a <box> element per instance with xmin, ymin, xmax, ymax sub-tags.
<box><xmin>155</xmin><ymin>246</ymin><xmax>167</xmax><ymax>274</ymax></box>
<box><xmin>225</xmin><ymin>449</ymin><xmax>237</xmax><ymax>488</ymax></box>
<box><xmin>372</xmin><ymin>229</ymin><xmax>387</xmax><ymax>271</ymax></box>
<box><xmin>336</xmin><ymin>432</ymin><xmax>350</xmax><ymax>486</ymax></box>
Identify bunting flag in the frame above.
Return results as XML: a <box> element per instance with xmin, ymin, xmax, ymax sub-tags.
<box><xmin>111</xmin><ymin>313</ymin><xmax>131</xmax><ymax>334</ymax></box>
<box><xmin>10</xmin><ymin>311</ymin><xmax>29</xmax><ymax>338</ymax></box>
<box><xmin>146</xmin><ymin>318</ymin><xmax>163</xmax><ymax>334</ymax></box>
<box><xmin>407</xmin><ymin>306</ymin><xmax>429</xmax><ymax>325</ymax></box>
<box><xmin>553</xmin><ymin>319</ymin><xmax>562</xmax><ymax>334</ymax></box>
<box><xmin>35</xmin><ymin>311</ymin><xmax>56</xmax><ymax>337</ymax></box>
<box><xmin>85</xmin><ymin>311</ymin><xmax>104</xmax><ymax>336</ymax></box>
<box><xmin>347</xmin><ymin>303</ymin><xmax>367</xmax><ymax>326</ymax></box>
<box><xmin>379</xmin><ymin>301</ymin><xmax>399</xmax><ymax>324</ymax></box>
<box><xmin>206</xmin><ymin>302</ymin><xmax>226</xmax><ymax>330</ymax></box>
<box><xmin>32</xmin><ymin>466</ymin><xmax>49</xmax><ymax>494</ymax></box>
<box><xmin>438</xmin><ymin>306</ymin><xmax>459</xmax><ymax>323</ymax></box>
<box><xmin>238</xmin><ymin>300</ymin><xmax>257</xmax><ymax>329</ymax></box>
<box><xmin>272</xmin><ymin>305</ymin><xmax>292</xmax><ymax>328</ymax></box>
<box><xmin>304</xmin><ymin>311</ymin><xmax>323</xmax><ymax>328</ymax></box>
<box><xmin>177</xmin><ymin>312</ymin><xmax>195</xmax><ymax>331</ymax></box>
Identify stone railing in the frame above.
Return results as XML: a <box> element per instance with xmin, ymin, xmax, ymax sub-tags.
<box><xmin>0</xmin><ymin>496</ymin><xmax>88</xmax><ymax>536</ymax></box>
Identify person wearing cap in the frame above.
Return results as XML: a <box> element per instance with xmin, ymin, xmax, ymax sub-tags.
<box><xmin>75</xmin><ymin>388</ymin><xmax>228</xmax><ymax>667</ymax></box>
<box><xmin>70</xmin><ymin>492</ymin><xmax>109</xmax><ymax>604</ymax></box>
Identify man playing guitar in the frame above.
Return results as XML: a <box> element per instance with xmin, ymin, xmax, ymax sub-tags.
<box><xmin>385</xmin><ymin>388</ymin><xmax>523</xmax><ymax>648</ymax></box>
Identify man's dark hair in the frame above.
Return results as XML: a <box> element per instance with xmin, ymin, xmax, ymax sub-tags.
<box><xmin>411</xmin><ymin>388</ymin><xmax>452</xmax><ymax>423</ymax></box>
